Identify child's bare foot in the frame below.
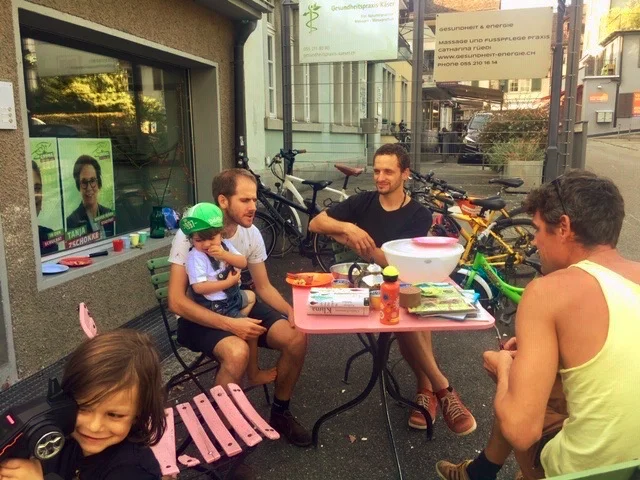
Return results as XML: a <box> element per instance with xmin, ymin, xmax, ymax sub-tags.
<box><xmin>248</xmin><ymin>367</ymin><xmax>277</xmax><ymax>386</ymax></box>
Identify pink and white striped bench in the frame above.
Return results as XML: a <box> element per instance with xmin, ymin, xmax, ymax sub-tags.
<box><xmin>151</xmin><ymin>383</ymin><xmax>279</xmax><ymax>476</ymax></box>
<box><xmin>79</xmin><ymin>303</ymin><xmax>279</xmax><ymax>476</ymax></box>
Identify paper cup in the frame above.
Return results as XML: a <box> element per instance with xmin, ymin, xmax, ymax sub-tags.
<box><xmin>120</xmin><ymin>236</ymin><xmax>131</xmax><ymax>249</ymax></box>
<box><xmin>370</xmin><ymin>289</ymin><xmax>381</xmax><ymax>310</ymax></box>
<box><xmin>112</xmin><ymin>239</ymin><xmax>124</xmax><ymax>252</ymax></box>
<box><xmin>129</xmin><ymin>233</ymin><xmax>140</xmax><ymax>247</ymax></box>
<box><xmin>138</xmin><ymin>231</ymin><xmax>149</xmax><ymax>245</ymax></box>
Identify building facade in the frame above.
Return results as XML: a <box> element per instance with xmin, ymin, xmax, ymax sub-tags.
<box><xmin>0</xmin><ymin>0</ymin><xmax>272</xmax><ymax>386</ymax></box>
<box><xmin>244</xmin><ymin>2</ymin><xmax>371</xmax><ymax>178</ymax></box>
<box><xmin>580</xmin><ymin>0</ymin><xmax>640</xmax><ymax>136</ymax></box>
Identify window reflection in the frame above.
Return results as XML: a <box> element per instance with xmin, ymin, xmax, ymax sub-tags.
<box><xmin>22</xmin><ymin>36</ymin><xmax>194</xmax><ymax>256</ymax></box>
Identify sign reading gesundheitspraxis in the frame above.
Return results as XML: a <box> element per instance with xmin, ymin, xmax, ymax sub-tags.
<box><xmin>299</xmin><ymin>0</ymin><xmax>399</xmax><ymax>64</ymax></box>
<box><xmin>434</xmin><ymin>7</ymin><xmax>553</xmax><ymax>82</ymax></box>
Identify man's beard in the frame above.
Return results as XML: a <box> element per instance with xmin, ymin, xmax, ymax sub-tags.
<box><xmin>377</xmin><ymin>182</ymin><xmax>402</xmax><ymax>196</ymax></box>
<box><xmin>227</xmin><ymin>207</ymin><xmax>253</xmax><ymax>228</ymax></box>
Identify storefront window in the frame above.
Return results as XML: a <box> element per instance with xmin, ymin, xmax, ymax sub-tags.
<box><xmin>22</xmin><ymin>34</ymin><xmax>194</xmax><ymax>256</ymax></box>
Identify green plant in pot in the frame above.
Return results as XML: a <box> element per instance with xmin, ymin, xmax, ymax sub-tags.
<box><xmin>116</xmin><ymin>140</ymin><xmax>185</xmax><ymax>239</ymax></box>
<box><xmin>487</xmin><ymin>140</ymin><xmax>545</xmax><ymax>190</ymax></box>
<box><xmin>487</xmin><ymin>139</ymin><xmax>543</xmax><ymax>172</ymax></box>
<box><xmin>145</xmin><ymin>143</ymin><xmax>183</xmax><ymax>238</ymax></box>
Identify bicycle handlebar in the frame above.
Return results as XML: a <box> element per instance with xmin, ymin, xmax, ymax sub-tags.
<box><xmin>279</xmin><ymin>148</ymin><xmax>307</xmax><ymax>157</ymax></box>
<box><xmin>431</xmin><ymin>177</ymin><xmax>466</xmax><ymax>195</ymax></box>
<box><xmin>268</xmin><ymin>149</ymin><xmax>307</xmax><ymax>170</ymax></box>
<box><xmin>412</xmin><ymin>169</ymin><xmax>467</xmax><ymax>197</ymax></box>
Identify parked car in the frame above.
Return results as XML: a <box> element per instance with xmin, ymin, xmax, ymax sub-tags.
<box><xmin>30</xmin><ymin>123</ymin><xmax>79</xmax><ymax>137</ymax></box>
<box><xmin>458</xmin><ymin>112</ymin><xmax>493</xmax><ymax>164</ymax></box>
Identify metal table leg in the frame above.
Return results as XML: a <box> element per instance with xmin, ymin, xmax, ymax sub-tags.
<box><xmin>377</xmin><ymin>333</ymin><xmax>404</xmax><ymax>480</ymax></box>
<box><xmin>312</xmin><ymin>332</ymin><xmax>433</xmax><ymax>479</ymax></box>
<box><xmin>312</xmin><ymin>334</ymin><xmax>380</xmax><ymax>446</ymax></box>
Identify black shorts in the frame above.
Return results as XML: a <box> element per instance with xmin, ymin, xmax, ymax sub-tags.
<box><xmin>176</xmin><ymin>301</ymin><xmax>286</xmax><ymax>355</ymax></box>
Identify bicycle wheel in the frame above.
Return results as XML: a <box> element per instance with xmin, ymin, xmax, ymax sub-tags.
<box><xmin>494</xmin><ymin>204</ymin><xmax>529</xmax><ymax>223</ymax></box>
<box><xmin>451</xmin><ymin>268</ymin><xmax>517</xmax><ymax>326</ymax></box>
<box><xmin>410</xmin><ymin>191</ymin><xmax>440</xmax><ymax>211</ymax></box>
<box><xmin>253</xmin><ymin>211</ymin><xmax>277</xmax><ymax>258</ymax></box>
<box><xmin>487</xmin><ymin>218</ymin><xmax>538</xmax><ymax>280</ymax></box>
<box><xmin>311</xmin><ymin>233</ymin><xmax>345</xmax><ymax>273</ymax></box>
<box><xmin>450</xmin><ymin>268</ymin><xmax>494</xmax><ymax>309</ymax></box>
<box><xmin>431</xmin><ymin>213</ymin><xmax>461</xmax><ymax>238</ymax></box>
<box><xmin>409</xmin><ymin>193</ymin><xmax>458</xmax><ymax>238</ymax></box>
<box><xmin>270</xmin><ymin>202</ymin><xmax>300</xmax><ymax>258</ymax></box>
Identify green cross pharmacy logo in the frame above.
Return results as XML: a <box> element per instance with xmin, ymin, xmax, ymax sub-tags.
<box><xmin>303</xmin><ymin>2</ymin><xmax>321</xmax><ymax>33</ymax></box>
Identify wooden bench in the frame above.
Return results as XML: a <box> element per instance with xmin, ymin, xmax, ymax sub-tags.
<box><xmin>79</xmin><ymin>303</ymin><xmax>279</xmax><ymax>477</ymax></box>
<box><xmin>151</xmin><ymin>383</ymin><xmax>279</xmax><ymax>476</ymax></box>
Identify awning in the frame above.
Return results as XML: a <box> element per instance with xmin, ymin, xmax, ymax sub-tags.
<box><xmin>423</xmin><ymin>83</ymin><xmax>504</xmax><ymax>104</ymax></box>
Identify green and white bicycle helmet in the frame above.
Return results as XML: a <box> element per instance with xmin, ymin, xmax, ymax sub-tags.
<box><xmin>179</xmin><ymin>202</ymin><xmax>224</xmax><ymax>235</ymax></box>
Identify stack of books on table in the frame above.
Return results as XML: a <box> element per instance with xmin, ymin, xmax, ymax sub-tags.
<box><xmin>408</xmin><ymin>283</ymin><xmax>481</xmax><ymax>321</ymax></box>
<box><xmin>307</xmin><ymin>287</ymin><xmax>370</xmax><ymax>316</ymax></box>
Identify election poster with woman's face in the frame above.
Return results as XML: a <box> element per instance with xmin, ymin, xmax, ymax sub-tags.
<box><xmin>58</xmin><ymin>138</ymin><xmax>116</xmax><ymax>248</ymax></box>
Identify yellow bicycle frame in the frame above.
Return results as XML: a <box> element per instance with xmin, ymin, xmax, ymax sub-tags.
<box><xmin>451</xmin><ymin>211</ymin><xmax>525</xmax><ymax>268</ymax></box>
<box><xmin>427</xmin><ymin>187</ymin><xmax>532</xmax><ymax>268</ymax></box>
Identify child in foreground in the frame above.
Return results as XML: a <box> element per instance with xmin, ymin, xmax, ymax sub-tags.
<box><xmin>0</xmin><ymin>329</ymin><xmax>166</xmax><ymax>480</ymax></box>
<box><xmin>180</xmin><ymin>202</ymin><xmax>276</xmax><ymax>386</ymax></box>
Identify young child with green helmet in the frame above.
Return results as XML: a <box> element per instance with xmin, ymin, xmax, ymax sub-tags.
<box><xmin>180</xmin><ymin>202</ymin><xmax>276</xmax><ymax>386</ymax></box>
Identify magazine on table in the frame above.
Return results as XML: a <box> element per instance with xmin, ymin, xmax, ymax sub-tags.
<box><xmin>408</xmin><ymin>283</ymin><xmax>479</xmax><ymax>318</ymax></box>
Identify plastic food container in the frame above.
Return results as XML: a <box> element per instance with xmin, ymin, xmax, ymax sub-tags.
<box><xmin>381</xmin><ymin>238</ymin><xmax>464</xmax><ymax>283</ymax></box>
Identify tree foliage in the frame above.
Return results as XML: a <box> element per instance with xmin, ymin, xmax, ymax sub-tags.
<box><xmin>478</xmin><ymin>107</ymin><xmax>549</xmax><ymax>151</ymax></box>
<box><xmin>602</xmin><ymin>1</ymin><xmax>640</xmax><ymax>40</ymax></box>
<box><xmin>32</xmin><ymin>71</ymin><xmax>134</xmax><ymax>114</ymax></box>
<box><xmin>479</xmin><ymin>107</ymin><xmax>548</xmax><ymax>173</ymax></box>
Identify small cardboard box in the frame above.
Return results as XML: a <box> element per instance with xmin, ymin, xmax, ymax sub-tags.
<box><xmin>307</xmin><ymin>288</ymin><xmax>370</xmax><ymax>316</ymax></box>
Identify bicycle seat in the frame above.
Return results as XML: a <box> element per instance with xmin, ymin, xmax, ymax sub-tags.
<box><xmin>469</xmin><ymin>197</ymin><xmax>507</xmax><ymax>211</ymax></box>
<box><xmin>488</xmin><ymin>177</ymin><xmax>524</xmax><ymax>189</ymax></box>
<box><xmin>302</xmin><ymin>179</ymin><xmax>332</xmax><ymax>191</ymax></box>
<box><xmin>334</xmin><ymin>164</ymin><xmax>364</xmax><ymax>177</ymax></box>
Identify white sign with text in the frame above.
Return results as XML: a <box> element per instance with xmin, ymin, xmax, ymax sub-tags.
<box><xmin>299</xmin><ymin>0</ymin><xmax>399</xmax><ymax>63</ymax></box>
<box><xmin>35</xmin><ymin>41</ymin><xmax>118</xmax><ymax>77</ymax></box>
<box><xmin>434</xmin><ymin>7</ymin><xmax>553</xmax><ymax>82</ymax></box>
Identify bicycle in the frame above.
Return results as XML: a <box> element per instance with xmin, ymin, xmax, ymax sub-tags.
<box><xmin>265</xmin><ymin>149</ymin><xmax>364</xmax><ymax>257</ymax></box>
<box><xmin>390</xmin><ymin>120</ymin><xmax>411</xmax><ymax>152</ymax></box>
<box><xmin>238</xmin><ymin>156</ymin><xmax>345</xmax><ymax>272</ymax></box>
<box><xmin>410</xmin><ymin>169</ymin><xmax>528</xmax><ymax>225</ymax></box>
<box><xmin>409</xmin><ymin>170</ymin><xmax>537</xmax><ymax>279</ymax></box>
<box><xmin>451</xmin><ymin>224</ymin><xmax>541</xmax><ymax>326</ymax></box>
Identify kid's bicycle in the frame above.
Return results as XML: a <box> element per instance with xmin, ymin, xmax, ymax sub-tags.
<box><xmin>451</xmin><ymin>223</ymin><xmax>541</xmax><ymax>326</ymax></box>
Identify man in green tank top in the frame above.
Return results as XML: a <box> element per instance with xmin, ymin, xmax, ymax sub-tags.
<box><xmin>436</xmin><ymin>170</ymin><xmax>640</xmax><ymax>479</ymax></box>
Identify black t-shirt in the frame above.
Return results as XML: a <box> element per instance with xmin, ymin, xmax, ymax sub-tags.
<box><xmin>42</xmin><ymin>437</ymin><xmax>161</xmax><ymax>480</ymax></box>
<box><xmin>326</xmin><ymin>191</ymin><xmax>433</xmax><ymax>247</ymax></box>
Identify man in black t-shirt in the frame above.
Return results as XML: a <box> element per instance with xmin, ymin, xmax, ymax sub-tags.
<box><xmin>309</xmin><ymin>143</ymin><xmax>476</xmax><ymax>437</ymax></box>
